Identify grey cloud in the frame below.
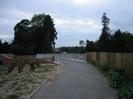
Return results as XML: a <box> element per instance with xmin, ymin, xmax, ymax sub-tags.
<box><xmin>0</xmin><ymin>0</ymin><xmax>133</xmax><ymax>47</ymax></box>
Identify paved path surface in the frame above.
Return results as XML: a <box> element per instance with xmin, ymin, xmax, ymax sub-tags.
<box><xmin>32</xmin><ymin>54</ymin><xmax>117</xmax><ymax>99</ymax></box>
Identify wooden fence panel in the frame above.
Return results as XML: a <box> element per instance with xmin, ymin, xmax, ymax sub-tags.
<box><xmin>108</xmin><ymin>53</ymin><xmax>115</xmax><ymax>68</ymax></box>
<box><xmin>96</xmin><ymin>52</ymin><xmax>100</xmax><ymax>65</ymax></box>
<box><xmin>115</xmin><ymin>53</ymin><xmax>122</xmax><ymax>69</ymax></box>
<box><xmin>87</xmin><ymin>52</ymin><xmax>133</xmax><ymax>77</ymax></box>
<box><xmin>92</xmin><ymin>52</ymin><xmax>97</xmax><ymax>62</ymax></box>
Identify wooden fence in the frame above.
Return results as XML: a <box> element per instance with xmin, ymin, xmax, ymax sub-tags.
<box><xmin>0</xmin><ymin>54</ymin><xmax>55</xmax><ymax>73</ymax></box>
<box><xmin>87</xmin><ymin>52</ymin><xmax>133</xmax><ymax>77</ymax></box>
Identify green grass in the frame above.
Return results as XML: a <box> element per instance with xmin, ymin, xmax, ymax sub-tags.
<box><xmin>4</xmin><ymin>94</ymin><xmax>19</xmax><ymax>99</ymax></box>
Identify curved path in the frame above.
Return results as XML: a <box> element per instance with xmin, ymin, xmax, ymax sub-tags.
<box><xmin>32</xmin><ymin>54</ymin><xmax>117</xmax><ymax>99</ymax></box>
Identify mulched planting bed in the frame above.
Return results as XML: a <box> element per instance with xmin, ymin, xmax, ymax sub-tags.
<box><xmin>0</xmin><ymin>63</ymin><xmax>57</xmax><ymax>99</ymax></box>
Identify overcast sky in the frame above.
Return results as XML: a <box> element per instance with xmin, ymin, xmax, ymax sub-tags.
<box><xmin>0</xmin><ymin>0</ymin><xmax>133</xmax><ymax>47</ymax></box>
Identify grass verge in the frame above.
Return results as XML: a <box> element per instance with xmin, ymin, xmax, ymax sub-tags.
<box><xmin>91</xmin><ymin>60</ymin><xmax>133</xmax><ymax>99</ymax></box>
<box><xmin>0</xmin><ymin>63</ymin><xmax>57</xmax><ymax>99</ymax></box>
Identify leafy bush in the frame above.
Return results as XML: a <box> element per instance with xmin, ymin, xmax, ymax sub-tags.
<box><xmin>108</xmin><ymin>69</ymin><xmax>126</xmax><ymax>89</ymax></box>
<box><xmin>99</xmin><ymin>64</ymin><xmax>110</xmax><ymax>72</ymax></box>
<box><xmin>0</xmin><ymin>79</ymin><xmax>5</xmax><ymax>87</ymax></box>
<box><xmin>91</xmin><ymin>60</ymin><xmax>96</xmax><ymax>66</ymax></box>
<box><xmin>10</xmin><ymin>44</ymin><xmax>34</xmax><ymax>55</ymax></box>
<box><xmin>118</xmin><ymin>83</ymin><xmax>133</xmax><ymax>99</ymax></box>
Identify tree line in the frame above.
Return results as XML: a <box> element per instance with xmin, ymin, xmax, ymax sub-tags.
<box><xmin>86</xmin><ymin>13</ymin><xmax>133</xmax><ymax>52</ymax></box>
<box><xmin>60</xmin><ymin>46</ymin><xmax>85</xmax><ymax>53</ymax></box>
<box><xmin>0</xmin><ymin>40</ymin><xmax>10</xmax><ymax>53</ymax></box>
<box><xmin>0</xmin><ymin>13</ymin><xmax>57</xmax><ymax>54</ymax></box>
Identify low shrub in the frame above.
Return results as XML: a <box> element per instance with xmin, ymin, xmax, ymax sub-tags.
<box><xmin>4</xmin><ymin>94</ymin><xmax>19</xmax><ymax>99</ymax></box>
<box><xmin>108</xmin><ymin>69</ymin><xmax>126</xmax><ymax>89</ymax></box>
<box><xmin>0</xmin><ymin>79</ymin><xmax>5</xmax><ymax>87</ymax></box>
<box><xmin>118</xmin><ymin>83</ymin><xmax>133</xmax><ymax>99</ymax></box>
<box><xmin>91</xmin><ymin>60</ymin><xmax>96</xmax><ymax>66</ymax></box>
<box><xmin>99</xmin><ymin>64</ymin><xmax>110</xmax><ymax>72</ymax></box>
